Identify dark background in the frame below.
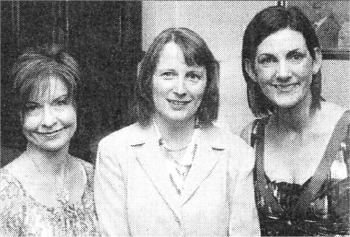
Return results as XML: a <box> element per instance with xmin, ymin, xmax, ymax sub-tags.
<box><xmin>1</xmin><ymin>1</ymin><xmax>143</xmax><ymax>166</ymax></box>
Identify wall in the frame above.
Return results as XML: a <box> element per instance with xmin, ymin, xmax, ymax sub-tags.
<box><xmin>142</xmin><ymin>1</ymin><xmax>350</xmax><ymax>135</ymax></box>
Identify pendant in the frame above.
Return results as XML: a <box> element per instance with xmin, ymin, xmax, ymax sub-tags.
<box><xmin>57</xmin><ymin>188</ymin><xmax>70</xmax><ymax>205</ymax></box>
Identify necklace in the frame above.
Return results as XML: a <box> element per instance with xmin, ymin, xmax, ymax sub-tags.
<box><xmin>164</xmin><ymin>144</ymin><xmax>189</xmax><ymax>152</ymax></box>
<box><xmin>29</xmin><ymin>153</ymin><xmax>70</xmax><ymax>205</ymax></box>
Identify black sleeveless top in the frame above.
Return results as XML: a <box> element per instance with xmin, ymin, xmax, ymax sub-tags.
<box><xmin>251</xmin><ymin>111</ymin><xmax>350</xmax><ymax>236</ymax></box>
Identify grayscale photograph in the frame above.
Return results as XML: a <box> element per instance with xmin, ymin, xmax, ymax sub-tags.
<box><xmin>1</xmin><ymin>1</ymin><xmax>349</xmax><ymax>236</ymax></box>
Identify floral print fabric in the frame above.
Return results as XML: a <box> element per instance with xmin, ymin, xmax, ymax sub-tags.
<box><xmin>0</xmin><ymin>159</ymin><xmax>99</xmax><ymax>237</ymax></box>
<box><xmin>252</xmin><ymin>114</ymin><xmax>350</xmax><ymax>236</ymax></box>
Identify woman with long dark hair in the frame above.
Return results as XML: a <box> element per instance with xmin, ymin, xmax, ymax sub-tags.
<box><xmin>241</xmin><ymin>6</ymin><xmax>349</xmax><ymax>236</ymax></box>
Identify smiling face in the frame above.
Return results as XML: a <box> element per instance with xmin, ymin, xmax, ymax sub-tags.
<box><xmin>248</xmin><ymin>28</ymin><xmax>321</xmax><ymax>109</ymax></box>
<box><xmin>152</xmin><ymin>42</ymin><xmax>207</xmax><ymax>125</ymax></box>
<box><xmin>22</xmin><ymin>75</ymin><xmax>77</xmax><ymax>152</ymax></box>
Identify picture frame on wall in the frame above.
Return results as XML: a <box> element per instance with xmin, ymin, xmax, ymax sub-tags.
<box><xmin>278</xmin><ymin>0</ymin><xmax>349</xmax><ymax>60</ymax></box>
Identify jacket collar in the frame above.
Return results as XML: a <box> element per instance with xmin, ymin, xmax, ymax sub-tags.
<box><xmin>129</xmin><ymin>122</ymin><xmax>225</xmax><ymax>150</ymax></box>
<box><xmin>129</xmin><ymin>123</ymin><xmax>226</xmax><ymax>220</ymax></box>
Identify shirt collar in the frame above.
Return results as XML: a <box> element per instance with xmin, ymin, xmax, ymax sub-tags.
<box><xmin>152</xmin><ymin>119</ymin><xmax>199</xmax><ymax>150</ymax></box>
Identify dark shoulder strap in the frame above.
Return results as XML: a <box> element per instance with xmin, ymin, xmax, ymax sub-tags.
<box><xmin>250</xmin><ymin>116</ymin><xmax>270</xmax><ymax>147</ymax></box>
<box><xmin>252</xmin><ymin>116</ymin><xmax>284</xmax><ymax>213</ymax></box>
<box><xmin>250</xmin><ymin>119</ymin><xmax>261</xmax><ymax>147</ymax></box>
<box><xmin>294</xmin><ymin>110</ymin><xmax>350</xmax><ymax>214</ymax></box>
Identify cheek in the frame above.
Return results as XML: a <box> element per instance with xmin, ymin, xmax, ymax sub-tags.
<box><xmin>58</xmin><ymin>106</ymin><xmax>77</xmax><ymax>127</ymax></box>
<box><xmin>298</xmin><ymin>63</ymin><xmax>314</xmax><ymax>78</ymax></box>
<box><xmin>64</xmin><ymin>110</ymin><xmax>77</xmax><ymax>126</ymax></box>
<box><xmin>152</xmin><ymin>79</ymin><xmax>163</xmax><ymax>96</ymax></box>
<box><xmin>255</xmin><ymin>67</ymin><xmax>274</xmax><ymax>83</ymax></box>
<box><xmin>22</xmin><ymin>116</ymin><xmax>40</xmax><ymax>131</ymax></box>
<box><xmin>194</xmin><ymin>81</ymin><xmax>207</xmax><ymax>99</ymax></box>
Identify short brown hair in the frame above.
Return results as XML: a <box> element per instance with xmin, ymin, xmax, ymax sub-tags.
<box><xmin>12</xmin><ymin>44</ymin><xmax>81</xmax><ymax>112</ymax></box>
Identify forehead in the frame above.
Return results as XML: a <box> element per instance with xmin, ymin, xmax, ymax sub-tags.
<box><xmin>256</xmin><ymin>29</ymin><xmax>308</xmax><ymax>55</ymax></box>
<box><xmin>29</xmin><ymin>75</ymin><xmax>68</xmax><ymax>101</ymax></box>
<box><xmin>158</xmin><ymin>42</ymin><xmax>185</xmax><ymax>66</ymax></box>
<box><xmin>157</xmin><ymin>42</ymin><xmax>205</xmax><ymax>70</ymax></box>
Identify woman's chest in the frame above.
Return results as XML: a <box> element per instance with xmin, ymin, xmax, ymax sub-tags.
<box><xmin>263</xmin><ymin>134</ymin><xmax>329</xmax><ymax>184</ymax></box>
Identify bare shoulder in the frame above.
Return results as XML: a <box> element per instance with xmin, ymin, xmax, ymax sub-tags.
<box><xmin>2</xmin><ymin>154</ymin><xmax>28</xmax><ymax>178</ymax></box>
<box><xmin>321</xmin><ymin>101</ymin><xmax>346</xmax><ymax>116</ymax></box>
<box><xmin>317</xmin><ymin>102</ymin><xmax>347</xmax><ymax>132</ymax></box>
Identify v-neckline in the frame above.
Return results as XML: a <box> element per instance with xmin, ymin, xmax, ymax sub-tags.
<box><xmin>255</xmin><ymin>110</ymin><xmax>350</xmax><ymax>214</ymax></box>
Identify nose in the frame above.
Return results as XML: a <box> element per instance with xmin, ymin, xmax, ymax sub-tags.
<box><xmin>42</xmin><ymin>105</ymin><xmax>57</xmax><ymax>127</ymax></box>
<box><xmin>276</xmin><ymin>60</ymin><xmax>292</xmax><ymax>81</ymax></box>
<box><xmin>173</xmin><ymin>77</ymin><xmax>187</xmax><ymax>97</ymax></box>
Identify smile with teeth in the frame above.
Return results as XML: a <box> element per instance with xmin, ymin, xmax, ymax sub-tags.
<box><xmin>38</xmin><ymin>127</ymin><xmax>65</xmax><ymax>135</ymax></box>
<box><xmin>273</xmin><ymin>83</ymin><xmax>299</xmax><ymax>91</ymax></box>
<box><xmin>167</xmin><ymin>99</ymin><xmax>190</xmax><ymax>105</ymax></box>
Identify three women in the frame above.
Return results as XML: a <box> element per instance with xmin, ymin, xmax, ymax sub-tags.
<box><xmin>1</xmin><ymin>4</ymin><xmax>348</xmax><ymax>237</ymax></box>
<box><xmin>0</xmin><ymin>45</ymin><xmax>99</xmax><ymax>236</ymax></box>
<box><xmin>94</xmin><ymin>27</ymin><xmax>259</xmax><ymax>236</ymax></box>
<box><xmin>241</xmin><ymin>6</ymin><xmax>349</xmax><ymax>236</ymax></box>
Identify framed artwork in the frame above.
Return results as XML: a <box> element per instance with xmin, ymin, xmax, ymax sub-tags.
<box><xmin>278</xmin><ymin>0</ymin><xmax>349</xmax><ymax>60</ymax></box>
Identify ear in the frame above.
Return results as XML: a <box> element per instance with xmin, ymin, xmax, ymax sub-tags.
<box><xmin>244</xmin><ymin>59</ymin><xmax>257</xmax><ymax>82</ymax></box>
<box><xmin>312</xmin><ymin>47</ymin><xmax>322</xmax><ymax>74</ymax></box>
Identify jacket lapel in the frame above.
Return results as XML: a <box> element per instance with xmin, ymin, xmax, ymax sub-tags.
<box><xmin>180</xmin><ymin>126</ymin><xmax>225</xmax><ymax>205</ymax></box>
<box><xmin>131</xmin><ymin>124</ymin><xmax>182</xmax><ymax>220</ymax></box>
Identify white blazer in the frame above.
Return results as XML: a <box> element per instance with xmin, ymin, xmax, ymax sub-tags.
<box><xmin>94</xmin><ymin>123</ymin><xmax>260</xmax><ymax>236</ymax></box>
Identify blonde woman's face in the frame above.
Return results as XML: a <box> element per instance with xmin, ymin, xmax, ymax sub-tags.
<box><xmin>22</xmin><ymin>76</ymin><xmax>77</xmax><ymax>152</ymax></box>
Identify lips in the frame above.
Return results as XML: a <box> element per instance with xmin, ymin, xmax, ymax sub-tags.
<box><xmin>37</xmin><ymin>127</ymin><xmax>65</xmax><ymax>136</ymax></box>
<box><xmin>167</xmin><ymin>99</ymin><xmax>191</xmax><ymax>106</ymax></box>
<box><xmin>272</xmin><ymin>83</ymin><xmax>300</xmax><ymax>92</ymax></box>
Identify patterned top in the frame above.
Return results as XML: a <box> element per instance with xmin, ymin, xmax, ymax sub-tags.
<box><xmin>0</xmin><ymin>158</ymin><xmax>99</xmax><ymax>237</ymax></box>
<box><xmin>251</xmin><ymin>111</ymin><xmax>350</xmax><ymax>236</ymax></box>
<box><xmin>153</xmin><ymin>120</ymin><xmax>199</xmax><ymax>195</ymax></box>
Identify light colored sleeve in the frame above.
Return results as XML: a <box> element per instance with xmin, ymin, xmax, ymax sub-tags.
<box><xmin>229</xmin><ymin>138</ymin><xmax>260</xmax><ymax>236</ymax></box>
<box><xmin>94</xmin><ymin>138</ymin><xmax>130</xmax><ymax>237</ymax></box>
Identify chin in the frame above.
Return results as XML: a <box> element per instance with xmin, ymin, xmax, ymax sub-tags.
<box><xmin>275</xmin><ymin>99</ymin><xmax>305</xmax><ymax>110</ymax></box>
<box><xmin>29</xmin><ymin>140</ymin><xmax>70</xmax><ymax>152</ymax></box>
<box><xmin>270</xmin><ymin>94</ymin><xmax>305</xmax><ymax>109</ymax></box>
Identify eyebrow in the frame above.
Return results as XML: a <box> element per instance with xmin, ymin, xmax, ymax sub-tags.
<box><xmin>28</xmin><ymin>94</ymin><xmax>69</xmax><ymax>103</ymax></box>
<box><xmin>258</xmin><ymin>47</ymin><xmax>307</xmax><ymax>58</ymax></box>
<box><xmin>256</xmin><ymin>53</ymin><xmax>275</xmax><ymax>59</ymax></box>
<box><xmin>157</xmin><ymin>68</ymin><xmax>177</xmax><ymax>72</ymax></box>
<box><xmin>52</xmin><ymin>94</ymin><xmax>69</xmax><ymax>101</ymax></box>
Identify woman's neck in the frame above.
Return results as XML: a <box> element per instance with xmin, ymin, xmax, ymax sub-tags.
<box><xmin>26</xmin><ymin>143</ymin><xmax>70</xmax><ymax>176</ymax></box>
<box><xmin>273</xmin><ymin>93</ymin><xmax>317</xmax><ymax>133</ymax></box>
<box><xmin>153</xmin><ymin>115</ymin><xmax>196</xmax><ymax>149</ymax></box>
